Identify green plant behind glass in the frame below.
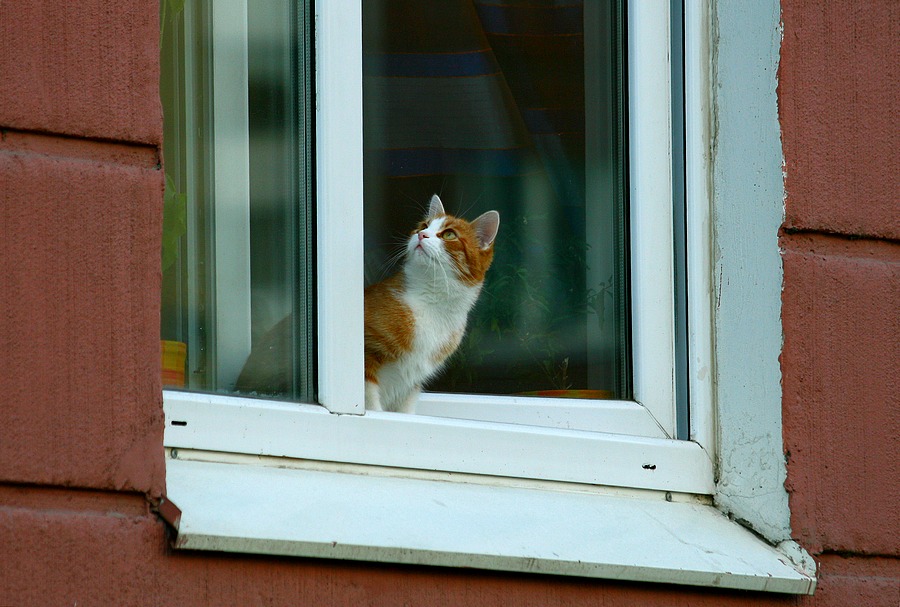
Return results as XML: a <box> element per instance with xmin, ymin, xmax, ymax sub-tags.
<box><xmin>440</xmin><ymin>211</ymin><xmax>615</xmax><ymax>393</ymax></box>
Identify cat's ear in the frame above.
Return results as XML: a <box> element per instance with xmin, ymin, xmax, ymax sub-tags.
<box><xmin>472</xmin><ymin>211</ymin><xmax>500</xmax><ymax>250</ymax></box>
<box><xmin>426</xmin><ymin>194</ymin><xmax>445</xmax><ymax>220</ymax></box>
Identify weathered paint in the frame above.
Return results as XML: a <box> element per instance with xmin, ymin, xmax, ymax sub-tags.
<box><xmin>0</xmin><ymin>0</ymin><xmax>897</xmax><ymax>604</ymax></box>
<box><xmin>709</xmin><ymin>0</ymin><xmax>792</xmax><ymax>542</ymax></box>
<box><xmin>812</xmin><ymin>554</ymin><xmax>900</xmax><ymax>606</ymax></box>
<box><xmin>777</xmin><ymin>0</ymin><xmax>900</xmax><ymax>602</ymax></box>
<box><xmin>0</xmin><ymin>0</ymin><xmax>165</xmax><ymax>498</ymax></box>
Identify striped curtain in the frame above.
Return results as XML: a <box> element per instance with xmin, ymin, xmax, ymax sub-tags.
<box><xmin>363</xmin><ymin>0</ymin><xmax>586</xmax><ymax>244</ymax></box>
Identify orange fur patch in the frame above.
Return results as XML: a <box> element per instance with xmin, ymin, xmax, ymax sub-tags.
<box><xmin>364</xmin><ymin>274</ymin><xmax>414</xmax><ymax>382</ymax></box>
<box><xmin>437</xmin><ymin>216</ymin><xmax>495</xmax><ymax>286</ymax></box>
<box><xmin>432</xmin><ymin>330</ymin><xmax>464</xmax><ymax>365</ymax></box>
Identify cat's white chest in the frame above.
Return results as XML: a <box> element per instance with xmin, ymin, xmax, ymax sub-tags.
<box><xmin>374</xmin><ymin>283</ymin><xmax>478</xmax><ymax>412</ymax></box>
<box><xmin>405</xmin><ymin>286</ymin><xmax>475</xmax><ymax>367</ymax></box>
<box><xmin>406</xmin><ymin>291</ymin><xmax>469</xmax><ymax>361</ymax></box>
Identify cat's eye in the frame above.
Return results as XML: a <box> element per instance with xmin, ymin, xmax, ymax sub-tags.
<box><xmin>440</xmin><ymin>230</ymin><xmax>457</xmax><ymax>241</ymax></box>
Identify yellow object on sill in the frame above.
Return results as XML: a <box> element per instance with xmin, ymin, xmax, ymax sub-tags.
<box><xmin>161</xmin><ymin>340</ymin><xmax>186</xmax><ymax>388</ymax></box>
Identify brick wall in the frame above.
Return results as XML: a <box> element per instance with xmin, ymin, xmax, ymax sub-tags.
<box><xmin>779</xmin><ymin>0</ymin><xmax>899</xmax><ymax>602</ymax></box>
<box><xmin>0</xmin><ymin>1</ymin><xmax>896</xmax><ymax>604</ymax></box>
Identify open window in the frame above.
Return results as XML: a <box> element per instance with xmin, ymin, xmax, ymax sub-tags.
<box><xmin>159</xmin><ymin>0</ymin><xmax>815</xmax><ymax>594</ymax></box>
<box><xmin>162</xmin><ymin>0</ymin><xmax>685</xmax><ymax>440</ymax></box>
<box><xmin>362</xmin><ymin>1</ymin><xmax>631</xmax><ymax>402</ymax></box>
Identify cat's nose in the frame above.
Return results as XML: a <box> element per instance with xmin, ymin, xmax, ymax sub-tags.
<box><xmin>418</xmin><ymin>231</ymin><xmax>429</xmax><ymax>242</ymax></box>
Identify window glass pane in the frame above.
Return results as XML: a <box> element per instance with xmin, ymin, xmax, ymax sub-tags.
<box><xmin>363</xmin><ymin>0</ymin><xmax>630</xmax><ymax>399</ymax></box>
<box><xmin>160</xmin><ymin>0</ymin><xmax>314</xmax><ymax>401</ymax></box>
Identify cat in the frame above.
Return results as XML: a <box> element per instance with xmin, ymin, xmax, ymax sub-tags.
<box><xmin>236</xmin><ymin>194</ymin><xmax>499</xmax><ymax>413</ymax></box>
<box><xmin>234</xmin><ymin>313</ymin><xmax>293</xmax><ymax>396</ymax></box>
<box><xmin>365</xmin><ymin>194</ymin><xmax>499</xmax><ymax>412</ymax></box>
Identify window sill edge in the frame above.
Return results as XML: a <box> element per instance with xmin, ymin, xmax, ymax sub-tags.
<box><xmin>165</xmin><ymin>457</ymin><xmax>815</xmax><ymax>595</ymax></box>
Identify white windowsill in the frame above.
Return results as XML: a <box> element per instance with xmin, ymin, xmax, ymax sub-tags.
<box><xmin>415</xmin><ymin>392</ymin><xmax>670</xmax><ymax>438</ymax></box>
<box><xmin>163</xmin><ymin>391</ymin><xmax>714</xmax><ymax>494</ymax></box>
<box><xmin>163</xmin><ymin>453</ymin><xmax>815</xmax><ymax>594</ymax></box>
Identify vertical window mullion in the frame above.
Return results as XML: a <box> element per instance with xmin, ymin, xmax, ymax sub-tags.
<box><xmin>684</xmin><ymin>0</ymin><xmax>715</xmax><ymax>452</ymax></box>
<box><xmin>179</xmin><ymin>2</ymin><xmax>204</xmax><ymax>389</ymax></box>
<box><xmin>671</xmin><ymin>0</ymin><xmax>690</xmax><ymax>441</ymax></box>
<box><xmin>627</xmin><ymin>0</ymin><xmax>677</xmax><ymax>436</ymax></box>
<box><xmin>315</xmin><ymin>0</ymin><xmax>365</xmax><ymax>414</ymax></box>
<box><xmin>294</xmin><ymin>0</ymin><xmax>317</xmax><ymax>403</ymax></box>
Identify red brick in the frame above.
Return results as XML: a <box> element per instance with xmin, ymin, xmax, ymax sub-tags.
<box><xmin>781</xmin><ymin>234</ymin><xmax>900</xmax><ymax>556</ymax></box>
<box><xmin>6</xmin><ymin>493</ymin><xmax>893</xmax><ymax>606</ymax></box>
<box><xmin>779</xmin><ymin>1</ymin><xmax>899</xmax><ymax>240</ymax></box>
<box><xmin>0</xmin><ymin>0</ymin><xmax>162</xmax><ymax>144</ymax></box>
<box><xmin>0</xmin><ymin>141</ymin><xmax>165</xmax><ymax>496</ymax></box>
<box><xmin>808</xmin><ymin>555</ymin><xmax>900</xmax><ymax>607</ymax></box>
<box><xmin>0</xmin><ymin>496</ymin><xmax>165</xmax><ymax>605</ymax></box>
<box><xmin>0</xmin><ymin>496</ymin><xmax>809</xmax><ymax>607</ymax></box>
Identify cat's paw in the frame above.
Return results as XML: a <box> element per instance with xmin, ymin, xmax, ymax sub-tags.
<box><xmin>364</xmin><ymin>381</ymin><xmax>383</xmax><ymax>411</ymax></box>
<box><xmin>395</xmin><ymin>387</ymin><xmax>421</xmax><ymax>414</ymax></box>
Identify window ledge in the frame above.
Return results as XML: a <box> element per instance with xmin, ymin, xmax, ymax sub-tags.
<box><xmin>163</xmin><ymin>455</ymin><xmax>815</xmax><ymax>594</ymax></box>
<box><xmin>163</xmin><ymin>392</ymin><xmax>715</xmax><ymax>494</ymax></box>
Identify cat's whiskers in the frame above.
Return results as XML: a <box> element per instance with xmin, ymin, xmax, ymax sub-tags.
<box><xmin>433</xmin><ymin>254</ymin><xmax>452</xmax><ymax>301</ymax></box>
<box><xmin>378</xmin><ymin>246</ymin><xmax>408</xmax><ymax>281</ymax></box>
<box><xmin>413</xmin><ymin>248</ymin><xmax>453</xmax><ymax>304</ymax></box>
<box><xmin>428</xmin><ymin>254</ymin><xmax>437</xmax><ymax>290</ymax></box>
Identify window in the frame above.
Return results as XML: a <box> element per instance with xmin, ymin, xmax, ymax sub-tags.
<box><xmin>159</xmin><ymin>0</ymin><xmax>815</xmax><ymax>594</ymax></box>
<box><xmin>162</xmin><ymin>0</ymin><xmax>683</xmax><ymax>440</ymax></box>
<box><xmin>160</xmin><ymin>0</ymin><xmax>314</xmax><ymax>402</ymax></box>
<box><xmin>363</xmin><ymin>1</ymin><xmax>630</xmax><ymax>401</ymax></box>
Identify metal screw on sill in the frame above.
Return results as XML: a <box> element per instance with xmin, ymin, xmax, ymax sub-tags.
<box><xmin>171</xmin><ymin>448</ymin><xmax>179</xmax><ymax>459</ymax></box>
<box><xmin>665</xmin><ymin>492</ymin><xmax>673</xmax><ymax>502</ymax></box>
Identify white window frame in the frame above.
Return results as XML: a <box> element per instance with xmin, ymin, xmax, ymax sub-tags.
<box><xmin>317</xmin><ymin>1</ymin><xmax>681</xmax><ymax>439</ymax></box>
<box><xmin>168</xmin><ymin>0</ymin><xmax>706</xmax><ymax>492</ymax></box>
<box><xmin>161</xmin><ymin>0</ymin><xmax>816</xmax><ymax>594</ymax></box>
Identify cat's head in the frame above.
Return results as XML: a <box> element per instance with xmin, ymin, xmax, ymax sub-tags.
<box><xmin>405</xmin><ymin>194</ymin><xmax>500</xmax><ymax>286</ymax></box>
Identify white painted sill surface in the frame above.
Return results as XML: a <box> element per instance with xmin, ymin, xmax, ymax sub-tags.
<box><xmin>163</xmin><ymin>392</ymin><xmax>714</xmax><ymax>494</ymax></box>
<box><xmin>164</xmin><ymin>454</ymin><xmax>815</xmax><ymax>594</ymax></box>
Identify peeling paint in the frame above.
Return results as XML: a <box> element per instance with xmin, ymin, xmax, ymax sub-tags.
<box><xmin>709</xmin><ymin>0</ymin><xmax>792</xmax><ymax>543</ymax></box>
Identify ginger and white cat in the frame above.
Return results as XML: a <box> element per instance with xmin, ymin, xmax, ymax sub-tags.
<box><xmin>364</xmin><ymin>195</ymin><xmax>499</xmax><ymax>412</ymax></box>
<box><xmin>236</xmin><ymin>194</ymin><xmax>499</xmax><ymax>412</ymax></box>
